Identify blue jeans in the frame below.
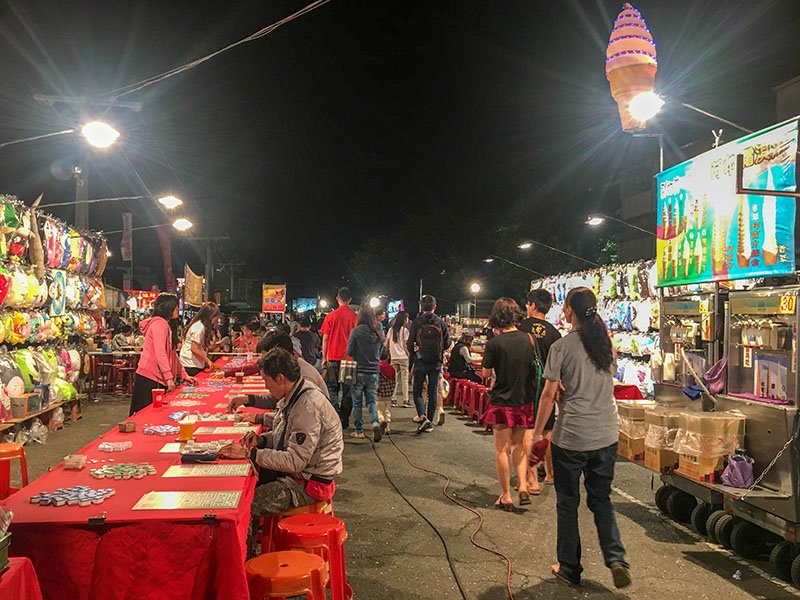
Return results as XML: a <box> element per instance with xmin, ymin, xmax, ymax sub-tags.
<box><xmin>352</xmin><ymin>372</ymin><xmax>379</xmax><ymax>433</ymax></box>
<box><xmin>412</xmin><ymin>362</ymin><xmax>440</xmax><ymax>422</ymax></box>
<box><xmin>551</xmin><ymin>443</ymin><xmax>628</xmax><ymax>584</ymax></box>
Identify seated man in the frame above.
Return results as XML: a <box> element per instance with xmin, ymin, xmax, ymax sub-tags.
<box><xmin>219</xmin><ymin>348</ymin><xmax>343</xmax><ymax>556</ymax></box>
<box><xmin>226</xmin><ymin>330</ymin><xmax>330</xmax><ymax>425</ymax></box>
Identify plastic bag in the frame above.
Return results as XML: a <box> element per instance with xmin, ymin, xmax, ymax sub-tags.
<box><xmin>722</xmin><ymin>452</ymin><xmax>754</xmax><ymax>488</ymax></box>
<box><xmin>29</xmin><ymin>418</ymin><xmax>48</xmax><ymax>444</ymax></box>
<box><xmin>703</xmin><ymin>358</ymin><xmax>728</xmax><ymax>395</ymax></box>
<box><xmin>618</xmin><ymin>415</ymin><xmax>647</xmax><ymax>439</ymax></box>
<box><xmin>50</xmin><ymin>407</ymin><xmax>65</xmax><ymax>430</ymax></box>
<box><xmin>645</xmin><ymin>424</ymin><xmax>677</xmax><ymax>450</ymax></box>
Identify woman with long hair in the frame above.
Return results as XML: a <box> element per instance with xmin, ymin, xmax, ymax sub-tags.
<box><xmin>130</xmin><ymin>293</ymin><xmax>195</xmax><ymax>415</ymax></box>
<box><xmin>481</xmin><ymin>297</ymin><xmax>542</xmax><ymax>510</ymax></box>
<box><xmin>346</xmin><ymin>305</ymin><xmax>385</xmax><ymax>441</ymax></box>
<box><xmin>532</xmin><ymin>287</ymin><xmax>630</xmax><ymax>589</ymax></box>
<box><xmin>179</xmin><ymin>302</ymin><xmax>221</xmax><ymax>376</ymax></box>
<box><xmin>387</xmin><ymin>310</ymin><xmax>410</xmax><ymax>407</ymax></box>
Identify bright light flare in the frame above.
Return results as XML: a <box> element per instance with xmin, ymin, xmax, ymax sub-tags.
<box><xmin>319</xmin><ymin>299</ymin><xmax>329</xmax><ymax>309</ymax></box>
<box><xmin>172</xmin><ymin>218</ymin><xmax>193</xmax><ymax>232</ymax></box>
<box><xmin>81</xmin><ymin>121</ymin><xmax>120</xmax><ymax>149</ymax></box>
<box><xmin>586</xmin><ymin>215</ymin><xmax>605</xmax><ymax>226</ymax></box>
<box><xmin>518</xmin><ymin>242</ymin><xmax>533</xmax><ymax>250</ymax></box>
<box><xmin>628</xmin><ymin>92</ymin><xmax>664</xmax><ymax>123</ymax></box>
<box><xmin>469</xmin><ymin>282</ymin><xmax>481</xmax><ymax>294</ymax></box>
<box><xmin>158</xmin><ymin>195</ymin><xmax>183</xmax><ymax>210</ymax></box>
<box><xmin>483</xmin><ymin>257</ymin><xmax>495</xmax><ymax>263</ymax></box>
<box><xmin>369</xmin><ymin>297</ymin><xmax>380</xmax><ymax>308</ymax></box>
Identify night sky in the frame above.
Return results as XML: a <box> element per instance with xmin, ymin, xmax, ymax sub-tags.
<box><xmin>0</xmin><ymin>0</ymin><xmax>799</xmax><ymax>310</ymax></box>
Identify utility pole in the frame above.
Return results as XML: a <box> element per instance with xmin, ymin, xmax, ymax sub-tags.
<box><xmin>217</xmin><ymin>262</ymin><xmax>246</xmax><ymax>302</ymax></box>
<box><xmin>33</xmin><ymin>94</ymin><xmax>142</xmax><ymax>230</ymax></box>
<box><xmin>189</xmin><ymin>236</ymin><xmax>230</xmax><ymax>301</ymax></box>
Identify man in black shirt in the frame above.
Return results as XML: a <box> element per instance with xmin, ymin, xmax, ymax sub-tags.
<box><xmin>519</xmin><ymin>288</ymin><xmax>561</xmax><ymax>485</ymax></box>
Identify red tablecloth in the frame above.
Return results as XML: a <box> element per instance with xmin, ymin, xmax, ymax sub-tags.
<box><xmin>0</xmin><ymin>557</ymin><xmax>44</xmax><ymax>600</ymax></box>
<box><xmin>1</xmin><ymin>359</ymin><xmax>265</xmax><ymax>600</ymax></box>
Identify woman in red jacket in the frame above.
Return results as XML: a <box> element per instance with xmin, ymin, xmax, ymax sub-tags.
<box><xmin>129</xmin><ymin>293</ymin><xmax>195</xmax><ymax>415</ymax></box>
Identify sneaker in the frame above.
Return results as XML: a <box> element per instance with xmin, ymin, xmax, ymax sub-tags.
<box><xmin>610</xmin><ymin>563</ymin><xmax>631</xmax><ymax>589</ymax></box>
<box><xmin>415</xmin><ymin>417</ymin><xmax>431</xmax><ymax>435</ymax></box>
<box><xmin>372</xmin><ymin>422</ymin><xmax>382</xmax><ymax>443</ymax></box>
<box><xmin>424</xmin><ymin>422</ymin><xmax>434</xmax><ymax>432</ymax></box>
<box><xmin>349</xmin><ymin>431</ymin><xmax>365</xmax><ymax>439</ymax></box>
<box><xmin>379</xmin><ymin>421</ymin><xmax>388</xmax><ymax>436</ymax></box>
<box><xmin>402</xmin><ymin>402</ymin><xmax>412</xmax><ymax>408</ymax></box>
<box><xmin>412</xmin><ymin>415</ymin><xmax>424</xmax><ymax>423</ymax></box>
<box><xmin>437</xmin><ymin>410</ymin><xmax>446</xmax><ymax>426</ymax></box>
<box><xmin>390</xmin><ymin>402</ymin><xmax>398</xmax><ymax>407</ymax></box>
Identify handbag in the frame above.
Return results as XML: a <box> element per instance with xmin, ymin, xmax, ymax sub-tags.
<box><xmin>338</xmin><ymin>359</ymin><xmax>357</xmax><ymax>384</ymax></box>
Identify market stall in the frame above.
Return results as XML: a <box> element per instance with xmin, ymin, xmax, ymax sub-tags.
<box><xmin>0</xmin><ymin>195</ymin><xmax>107</xmax><ymax>439</ymax></box>
<box><xmin>0</xmin><ymin>359</ymin><xmax>262</xmax><ymax>600</ymax></box>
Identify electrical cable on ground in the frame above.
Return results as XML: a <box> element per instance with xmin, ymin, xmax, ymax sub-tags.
<box><xmin>372</xmin><ymin>433</ymin><xmax>516</xmax><ymax>600</ymax></box>
<box><xmin>371</xmin><ymin>443</ymin><xmax>469</xmax><ymax>600</ymax></box>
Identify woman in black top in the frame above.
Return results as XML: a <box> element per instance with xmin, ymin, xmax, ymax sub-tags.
<box><xmin>482</xmin><ymin>297</ymin><xmax>542</xmax><ymax>509</ymax></box>
<box><xmin>448</xmin><ymin>334</ymin><xmax>482</xmax><ymax>383</ymax></box>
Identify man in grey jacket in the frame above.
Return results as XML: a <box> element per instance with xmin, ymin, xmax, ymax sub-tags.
<box><xmin>220</xmin><ymin>348</ymin><xmax>343</xmax><ymax>555</ymax></box>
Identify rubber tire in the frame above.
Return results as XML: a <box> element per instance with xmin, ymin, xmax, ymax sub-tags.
<box><xmin>715</xmin><ymin>514</ymin><xmax>736</xmax><ymax>549</ymax></box>
<box><xmin>655</xmin><ymin>485</ymin><xmax>672</xmax><ymax>515</ymax></box>
<box><xmin>791</xmin><ymin>553</ymin><xmax>800</xmax><ymax>588</ymax></box>
<box><xmin>706</xmin><ymin>510</ymin><xmax>727</xmax><ymax>544</ymax></box>
<box><xmin>730</xmin><ymin>520</ymin><xmax>766</xmax><ymax>559</ymax></box>
<box><xmin>690</xmin><ymin>503</ymin><xmax>713</xmax><ymax>537</ymax></box>
<box><xmin>667</xmin><ymin>490</ymin><xmax>697</xmax><ymax>523</ymax></box>
<box><xmin>771</xmin><ymin>540</ymin><xmax>796</xmax><ymax>582</ymax></box>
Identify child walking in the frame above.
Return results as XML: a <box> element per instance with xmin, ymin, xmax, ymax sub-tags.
<box><xmin>378</xmin><ymin>351</ymin><xmax>396</xmax><ymax>435</ymax></box>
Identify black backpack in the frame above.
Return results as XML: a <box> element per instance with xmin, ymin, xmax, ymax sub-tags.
<box><xmin>416</xmin><ymin>322</ymin><xmax>443</xmax><ymax>364</ymax></box>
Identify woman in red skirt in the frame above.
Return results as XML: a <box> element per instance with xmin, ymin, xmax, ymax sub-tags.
<box><xmin>482</xmin><ymin>297</ymin><xmax>542</xmax><ymax>509</ymax></box>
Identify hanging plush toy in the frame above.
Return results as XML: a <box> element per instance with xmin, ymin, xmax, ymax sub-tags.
<box><xmin>25</xmin><ymin>272</ymin><xmax>40</xmax><ymax>307</ymax></box>
<box><xmin>0</xmin><ymin>197</ymin><xmax>20</xmax><ymax>259</ymax></box>
<box><xmin>49</xmin><ymin>270</ymin><xmax>66</xmax><ymax>316</ymax></box>
<box><xmin>0</xmin><ymin>352</ymin><xmax>25</xmax><ymax>399</ymax></box>
<box><xmin>6</xmin><ymin>266</ymin><xmax>29</xmax><ymax>308</ymax></box>
<box><xmin>65</xmin><ymin>274</ymin><xmax>80</xmax><ymax>309</ymax></box>
<box><xmin>43</xmin><ymin>218</ymin><xmax>60</xmax><ymax>268</ymax></box>
<box><xmin>13</xmin><ymin>349</ymin><xmax>37</xmax><ymax>393</ymax></box>
<box><xmin>28</xmin><ymin>197</ymin><xmax>46</xmax><ymax>279</ymax></box>
<box><xmin>96</xmin><ymin>239</ymin><xmax>109</xmax><ymax>277</ymax></box>
<box><xmin>7</xmin><ymin>208</ymin><xmax>32</xmax><ymax>261</ymax></box>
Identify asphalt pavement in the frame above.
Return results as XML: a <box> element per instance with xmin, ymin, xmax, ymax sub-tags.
<box><xmin>13</xmin><ymin>397</ymin><xmax>800</xmax><ymax>600</ymax></box>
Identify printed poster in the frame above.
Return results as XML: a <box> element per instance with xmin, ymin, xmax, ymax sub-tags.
<box><xmin>656</xmin><ymin>118</ymin><xmax>798</xmax><ymax>286</ymax></box>
<box><xmin>262</xmin><ymin>283</ymin><xmax>287</xmax><ymax>313</ymax></box>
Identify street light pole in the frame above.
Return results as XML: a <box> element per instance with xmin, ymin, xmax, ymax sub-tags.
<box><xmin>586</xmin><ymin>214</ymin><xmax>655</xmax><ymax>237</ymax></box>
<box><xmin>484</xmin><ymin>254</ymin><xmax>546</xmax><ymax>276</ymax></box>
<box><xmin>189</xmin><ymin>236</ymin><xmax>231</xmax><ymax>301</ymax></box>
<box><xmin>518</xmin><ymin>240</ymin><xmax>599</xmax><ymax>267</ymax></box>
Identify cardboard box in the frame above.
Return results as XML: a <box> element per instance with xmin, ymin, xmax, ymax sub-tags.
<box><xmin>679</xmin><ymin>411</ymin><xmax>745</xmax><ymax>437</ymax></box>
<box><xmin>616</xmin><ymin>401</ymin><xmax>657</xmax><ymax>421</ymax></box>
<box><xmin>674</xmin><ymin>411</ymin><xmax>745</xmax><ymax>458</ymax></box>
<box><xmin>678</xmin><ymin>453</ymin><xmax>725</xmax><ymax>482</ymax></box>
<box><xmin>644</xmin><ymin>408</ymin><xmax>682</xmax><ymax>429</ymax></box>
<box><xmin>618</xmin><ymin>433</ymin><xmax>645</xmax><ymax>461</ymax></box>
<box><xmin>644</xmin><ymin>447</ymin><xmax>678</xmax><ymax>474</ymax></box>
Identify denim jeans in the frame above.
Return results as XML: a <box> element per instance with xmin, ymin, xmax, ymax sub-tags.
<box><xmin>412</xmin><ymin>362</ymin><xmax>441</xmax><ymax>422</ymax></box>
<box><xmin>551</xmin><ymin>443</ymin><xmax>628</xmax><ymax>584</ymax></box>
<box><xmin>352</xmin><ymin>372</ymin><xmax>379</xmax><ymax>433</ymax></box>
<box><xmin>325</xmin><ymin>361</ymin><xmax>353</xmax><ymax>427</ymax></box>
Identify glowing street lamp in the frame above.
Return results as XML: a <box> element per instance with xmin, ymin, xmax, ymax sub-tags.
<box><xmin>469</xmin><ymin>282</ymin><xmax>481</xmax><ymax>320</ymax></box>
<box><xmin>628</xmin><ymin>91</ymin><xmax>665</xmax><ymax>124</ymax></box>
<box><xmin>586</xmin><ymin>215</ymin><xmax>606</xmax><ymax>226</ymax></box>
<box><xmin>470</xmin><ymin>282</ymin><xmax>481</xmax><ymax>295</ymax></box>
<box><xmin>172</xmin><ymin>218</ymin><xmax>193</xmax><ymax>232</ymax></box>
<box><xmin>517</xmin><ymin>242</ymin><xmax>533</xmax><ymax>250</ymax></box>
<box><xmin>319</xmin><ymin>299</ymin><xmax>329</xmax><ymax>309</ymax></box>
<box><xmin>585</xmin><ymin>213</ymin><xmax>655</xmax><ymax>236</ymax></box>
<box><xmin>482</xmin><ymin>257</ymin><xmax>495</xmax><ymax>263</ymax></box>
<box><xmin>81</xmin><ymin>121</ymin><xmax>120</xmax><ymax>149</ymax></box>
<box><xmin>369</xmin><ymin>297</ymin><xmax>380</xmax><ymax>309</ymax></box>
<box><xmin>158</xmin><ymin>195</ymin><xmax>183</xmax><ymax>210</ymax></box>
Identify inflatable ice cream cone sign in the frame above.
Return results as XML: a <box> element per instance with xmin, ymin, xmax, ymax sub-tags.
<box><xmin>606</xmin><ymin>3</ymin><xmax>658</xmax><ymax>132</ymax></box>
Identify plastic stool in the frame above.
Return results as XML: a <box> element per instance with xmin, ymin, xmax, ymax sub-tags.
<box><xmin>461</xmin><ymin>382</ymin><xmax>478</xmax><ymax>416</ymax></box>
<box><xmin>259</xmin><ymin>500</ymin><xmax>332</xmax><ymax>555</ymax></box>
<box><xmin>444</xmin><ymin>378</ymin><xmax>459</xmax><ymax>407</ymax></box>
<box><xmin>471</xmin><ymin>385</ymin><xmax>489</xmax><ymax>421</ymax></box>
<box><xmin>277</xmin><ymin>514</ymin><xmax>352</xmax><ymax>600</ymax></box>
<box><xmin>246</xmin><ymin>550</ymin><xmax>328</xmax><ymax>600</ymax></box>
<box><xmin>0</xmin><ymin>443</ymin><xmax>29</xmax><ymax>500</ymax></box>
<box><xmin>454</xmin><ymin>380</ymin><xmax>467</xmax><ymax>412</ymax></box>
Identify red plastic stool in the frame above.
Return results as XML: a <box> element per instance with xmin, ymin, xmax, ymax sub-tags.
<box><xmin>471</xmin><ymin>385</ymin><xmax>489</xmax><ymax>421</ymax></box>
<box><xmin>259</xmin><ymin>500</ymin><xmax>332</xmax><ymax>555</ymax></box>
<box><xmin>246</xmin><ymin>550</ymin><xmax>328</xmax><ymax>599</ymax></box>
<box><xmin>276</xmin><ymin>514</ymin><xmax>352</xmax><ymax>600</ymax></box>
<box><xmin>461</xmin><ymin>382</ymin><xmax>478</xmax><ymax>416</ymax></box>
<box><xmin>476</xmin><ymin>388</ymin><xmax>490</xmax><ymax>423</ymax></box>
<box><xmin>455</xmin><ymin>380</ymin><xmax>468</xmax><ymax>413</ymax></box>
<box><xmin>0</xmin><ymin>443</ymin><xmax>29</xmax><ymax>500</ymax></box>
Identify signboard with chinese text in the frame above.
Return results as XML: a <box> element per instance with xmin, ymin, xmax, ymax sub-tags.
<box><xmin>656</xmin><ymin>118</ymin><xmax>798</xmax><ymax>286</ymax></box>
<box><xmin>262</xmin><ymin>284</ymin><xmax>287</xmax><ymax>313</ymax></box>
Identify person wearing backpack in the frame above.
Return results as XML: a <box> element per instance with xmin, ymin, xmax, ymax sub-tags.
<box><xmin>481</xmin><ymin>297</ymin><xmax>543</xmax><ymax>509</ymax></box>
<box><xmin>407</xmin><ymin>295</ymin><xmax>450</xmax><ymax>434</ymax></box>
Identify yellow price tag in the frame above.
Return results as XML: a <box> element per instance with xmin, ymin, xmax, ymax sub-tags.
<box><xmin>698</xmin><ymin>300</ymin><xmax>709</xmax><ymax>314</ymax></box>
<box><xmin>779</xmin><ymin>294</ymin><xmax>797</xmax><ymax>314</ymax></box>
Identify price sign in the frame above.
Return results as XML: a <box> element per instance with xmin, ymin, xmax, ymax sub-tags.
<box><xmin>743</xmin><ymin>346</ymin><xmax>753</xmax><ymax>369</ymax></box>
<box><xmin>779</xmin><ymin>294</ymin><xmax>797</xmax><ymax>314</ymax></box>
<box><xmin>698</xmin><ymin>299</ymin><xmax>709</xmax><ymax>314</ymax></box>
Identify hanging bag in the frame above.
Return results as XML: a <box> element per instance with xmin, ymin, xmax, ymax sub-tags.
<box><xmin>338</xmin><ymin>359</ymin><xmax>357</xmax><ymax>384</ymax></box>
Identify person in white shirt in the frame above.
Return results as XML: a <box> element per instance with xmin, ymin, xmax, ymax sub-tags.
<box><xmin>179</xmin><ymin>302</ymin><xmax>220</xmax><ymax>376</ymax></box>
<box><xmin>387</xmin><ymin>311</ymin><xmax>410</xmax><ymax>407</ymax></box>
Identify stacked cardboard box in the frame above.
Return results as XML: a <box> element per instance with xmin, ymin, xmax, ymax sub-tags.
<box><xmin>616</xmin><ymin>401</ymin><xmax>656</xmax><ymax>461</ymax></box>
<box><xmin>674</xmin><ymin>411</ymin><xmax>746</xmax><ymax>482</ymax></box>
<box><xmin>643</xmin><ymin>408</ymin><xmax>681</xmax><ymax>474</ymax></box>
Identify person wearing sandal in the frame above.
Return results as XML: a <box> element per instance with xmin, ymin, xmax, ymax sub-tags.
<box><xmin>532</xmin><ymin>287</ymin><xmax>631</xmax><ymax>589</ymax></box>
<box><xmin>481</xmin><ymin>297</ymin><xmax>543</xmax><ymax>510</ymax></box>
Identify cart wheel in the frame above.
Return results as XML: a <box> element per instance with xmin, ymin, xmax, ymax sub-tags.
<box><xmin>690</xmin><ymin>503</ymin><xmax>713</xmax><ymax>537</ymax></box>
<box><xmin>714</xmin><ymin>514</ymin><xmax>736</xmax><ymax>549</ymax></box>
<box><xmin>771</xmin><ymin>540</ymin><xmax>796</xmax><ymax>582</ymax></box>
<box><xmin>666</xmin><ymin>490</ymin><xmax>697</xmax><ymax>523</ymax></box>
<box><xmin>790</xmin><ymin>553</ymin><xmax>800</xmax><ymax>588</ymax></box>
<box><xmin>730</xmin><ymin>520</ymin><xmax>767</xmax><ymax>559</ymax></box>
<box><xmin>655</xmin><ymin>485</ymin><xmax>672</xmax><ymax>515</ymax></box>
<box><xmin>705</xmin><ymin>510</ymin><xmax>727</xmax><ymax>544</ymax></box>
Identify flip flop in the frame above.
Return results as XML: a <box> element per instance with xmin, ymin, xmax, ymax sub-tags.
<box><xmin>494</xmin><ymin>498</ymin><xmax>514</xmax><ymax>511</ymax></box>
<box><xmin>519</xmin><ymin>491</ymin><xmax>531</xmax><ymax>506</ymax></box>
<box><xmin>551</xmin><ymin>564</ymin><xmax>578</xmax><ymax>587</ymax></box>
<box><xmin>544</xmin><ymin>478</ymin><xmax>555</xmax><ymax>485</ymax></box>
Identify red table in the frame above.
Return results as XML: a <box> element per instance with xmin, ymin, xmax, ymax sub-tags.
<box><xmin>0</xmin><ymin>557</ymin><xmax>44</xmax><ymax>600</ymax></box>
<box><xmin>1</xmin><ymin>360</ymin><xmax>266</xmax><ymax>600</ymax></box>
